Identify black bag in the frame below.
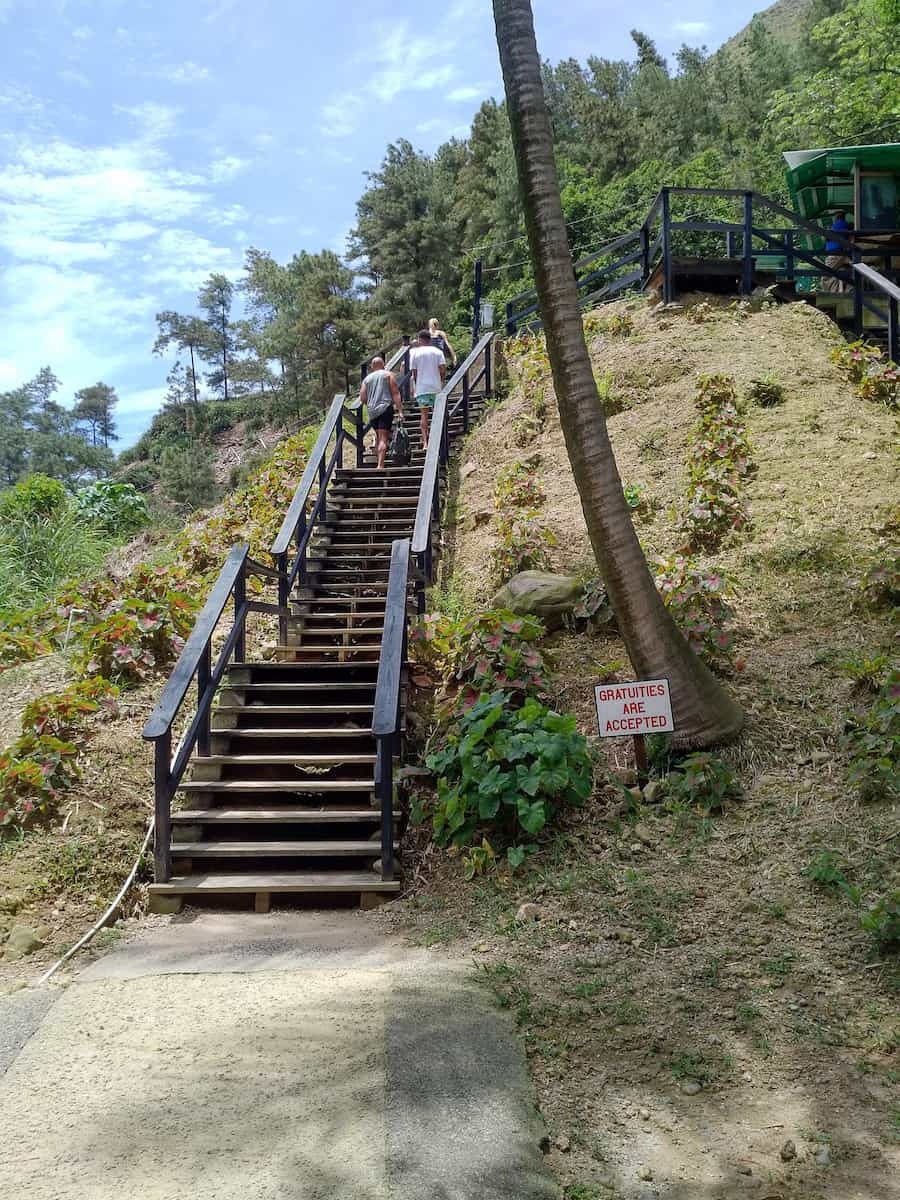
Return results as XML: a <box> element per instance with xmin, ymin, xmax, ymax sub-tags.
<box><xmin>388</xmin><ymin>419</ymin><xmax>411</xmax><ymax>466</ymax></box>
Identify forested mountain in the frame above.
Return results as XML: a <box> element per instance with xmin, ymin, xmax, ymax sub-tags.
<box><xmin>2</xmin><ymin>0</ymin><xmax>896</xmax><ymax>489</ymax></box>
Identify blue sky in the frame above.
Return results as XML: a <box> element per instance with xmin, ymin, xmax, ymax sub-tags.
<box><xmin>0</xmin><ymin>0</ymin><xmax>771</xmax><ymax>448</ymax></box>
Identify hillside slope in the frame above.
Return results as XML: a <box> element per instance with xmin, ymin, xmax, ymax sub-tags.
<box><xmin>390</xmin><ymin>296</ymin><xmax>899</xmax><ymax>1200</ymax></box>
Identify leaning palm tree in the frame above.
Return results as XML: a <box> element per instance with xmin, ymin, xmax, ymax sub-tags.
<box><xmin>492</xmin><ymin>0</ymin><xmax>743</xmax><ymax>745</ymax></box>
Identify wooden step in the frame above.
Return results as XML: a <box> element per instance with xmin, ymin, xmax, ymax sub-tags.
<box><xmin>214</xmin><ymin>727</ymin><xmax>374</xmax><ymax>738</ymax></box>
<box><xmin>148</xmin><ymin>872</ymin><xmax>400</xmax><ymax>895</ymax></box>
<box><xmin>170</xmin><ymin>840</ymin><xmax>394</xmax><ymax>857</ymax></box>
<box><xmin>179</xmin><ymin>780</ymin><xmax>376</xmax><ymax>793</ymax></box>
<box><xmin>215</xmin><ymin>705</ymin><xmax>374</xmax><ymax>716</ymax></box>
<box><xmin>193</xmin><ymin>753</ymin><xmax>377</xmax><ymax>766</ymax></box>
<box><xmin>288</xmin><ymin>625</ymin><xmax>385</xmax><ymax>636</ymax></box>
<box><xmin>172</xmin><ymin>808</ymin><xmax>393</xmax><ymax>823</ymax></box>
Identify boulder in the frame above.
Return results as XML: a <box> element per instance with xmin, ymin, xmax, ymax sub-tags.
<box><xmin>3</xmin><ymin>925</ymin><xmax>46</xmax><ymax>962</ymax></box>
<box><xmin>492</xmin><ymin>571</ymin><xmax>582</xmax><ymax>629</ymax></box>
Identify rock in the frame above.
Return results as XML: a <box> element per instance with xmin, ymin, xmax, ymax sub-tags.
<box><xmin>3</xmin><ymin>925</ymin><xmax>46</xmax><ymax>962</ymax></box>
<box><xmin>515</xmin><ymin>902</ymin><xmax>543</xmax><ymax>924</ymax></box>
<box><xmin>472</xmin><ymin>509</ymin><xmax>493</xmax><ymax>528</ymax></box>
<box><xmin>620</xmin><ymin>768</ymin><xmax>638</xmax><ymax>787</ymax></box>
<box><xmin>472</xmin><ymin>942</ymin><xmax>491</xmax><ymax>953</ymax></box>
<box><xmin>633</xmin><ymin>823</ymin><xmax>656</xmax><ymax>847</ymax></box>
<box><xmin>539</xmin><ymin>1134</ymin><xmax>552</xmax><ymax>1155</ymax></box>
<box><xmin>815</xmin><ymin>1146</ymin><xmax>831</xmax><ymax>1167</ymax></box>
<box><xmin>639</xmin><ymin>1107</ymin><xmax>650</xmax><ymax>1120</ymax></box>
<box><xmin>680</xmin><ymin>1079</ymin><xmax>702</xmax><ymax>1096</ymax></box>
<box><xmin>737</xmin><ymin>1165</ymin><xmax>753</xmax><ymax>1176</ymax></box>
<box><xmin>0</xmin><ymin>893</ymin><xmax>23</xmax><ymax>915</ymax></box>
<box><xmin>624</xmin><ymin>787</ymin><xmax>643</xmax><ymax>809</ymax></box>
<box><xmin>780</xmin><ymin>1139</ymin><xmax>797</xmax><ymax>1162</ymax></box>
<box><xmin>642</xmin><ymin>780</ymin><xmax>663</xmax><ymax>805</ymax></box>
<box><xmin>492</xmin><ymin>571</ymin><xmax>583</xmax><ymax>630</ymax></box>
<box><xmin>554</xmin><ymin>1134</ymin><xmax>571</xmax><ymax>1153</ymax></box>
<box><xmin>461</xmin><ymin>462</ymin><xmax>477</xmax><ymax>479</ymax></box>
<box><xmin>638</xmin><ymin>1166</ymin><xmax>654</xmax><ymax>1182</ymax></box>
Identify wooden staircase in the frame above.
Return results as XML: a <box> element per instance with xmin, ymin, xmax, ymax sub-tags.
<box><xmin>146</xmin><ymin>352</ymin><xmax>489</xmax><ymax>914</ymax></box>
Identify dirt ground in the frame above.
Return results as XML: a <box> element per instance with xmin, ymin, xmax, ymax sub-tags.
<box><xmin>379</xmin><ymin>296</ymin><xmax>899</xmax><ymax>1200</ymax></box>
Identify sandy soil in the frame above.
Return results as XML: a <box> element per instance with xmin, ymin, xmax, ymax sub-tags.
<box><xmin>392</xmin><ymin>295</ymin><xmax>899</xmax><ymax>1200</ymax></box>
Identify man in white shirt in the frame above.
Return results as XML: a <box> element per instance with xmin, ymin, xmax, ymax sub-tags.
<box><xmin>409</xmin><ymin>329</ymin><xmax>446</xmax><ymax>453</ymax></box>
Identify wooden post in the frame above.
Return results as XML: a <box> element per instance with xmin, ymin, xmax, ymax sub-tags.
<box><xmin>472</xmin><ymin>258</ymin><xmax>483</xmax><ymax>348</ymax></box>
<box><xmin>506</xmin><ymin>300</ymin><xmax>516</xmax><ymax>338</ymax></box>
<box><xmin>852</xmin><ymin>249</ymin><xmax>863</xmax><ymax>337</ymax></box>
<box><xmin>484</xmin><ymin>341</ymin><xmax>493</xmax><ymax>397</ymax></box>
<box><xmin>355</xmin><ymin>406</ymin><xmax>364</xmax><ymax>469</ymax></box>
<box><xmin>633</xmin><ymin>733</ymin><xmax>649</xmax><ymax>789</ymax></box>
<box><xmin>377</xmin><ymin>739</ymin><xmax>394</xmax><ymax>881</ymax></box>
<box><xmin>640</xmin><ymin>224</ymin><xmax>650</xmax><ymax>283</ymax></box>
<box><xmin>234</xmin><ymin>564</ymin><xmax>246</xmax><ymax>664</ymax></box>
<box><xmin>197</xmin><ymin>641</ymin><xmax>211</xmax><ymax>756</ymax></box>
<box><xmin>661</xmin><ymin>188</ymin><xmax>673</xmax><ymax>303</ymax></box>
<box><xmin>742</xmin><ymin>191</ymin><xmax>754</xmax><ymax>295</ymax></box>
<box><xmin>726</xmin><ymin>229</ymin><xmax>735</xmax><ymax>259</ymax></box>
<box><xmin>889</xmin><ymin>296</ymin><xmax>899</xmax><ymax>366</ymax></box>
<box><xmin>277</xmin><ymin>551</ymin><xmax>289</xmax><ymax>646</ymax></box>
<box><xmin>462</xmin><ymin>373</ymin><xmax>470</xmax><ymax>433</ymax></box>
<box><xmin>153</xmin><ymin>732</ymin><xmax>172</xmax><ymax>883</ymax></box>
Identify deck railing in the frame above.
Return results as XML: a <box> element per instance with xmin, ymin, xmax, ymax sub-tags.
<box><xmin>412</xmin><ymin>332</ymin><xmax>495</xmax><ymax>608</ymax></box>
<box><xmin>143</xmin><ymin>334</ymin><xmax>468</xmax><ymax>887</ymax></box>
<box><xmin>142</xmin><ymin>544</ymin><xmax>285</xmax><ymax>882</ymax></box>
<box><xmin>505</xmin><ymin>186</ymin><xmax>900</xmax><ymax>351</ymax></box>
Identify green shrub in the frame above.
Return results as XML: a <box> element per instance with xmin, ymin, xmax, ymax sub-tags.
<box><xmin>0</xmin><ymin>506</ymin><xmax>111</xmax><ymax>615</ymax></box>
<box><xmin>117</xmin><ymin>461</ymin><xmax>160</xmax><ymax>492</ymax></box>
<box><xmin>665</xmin><ymin>752</ymin><xmax>740</xmax><ymax>812</ymax></box>
<box><xmin>858</xmin><ymin>557</ymin><xmax>899</xmax><ymax>613</ymax></box>
<box><xmin>747</xmin><ymin>374</ymin><xmax>785</xmax><ymax>407</ymax></box>
<box><xmin>74</xmin><ymin>479</ymin><xmax>150</xmax><ymax>534</ymax></box>
<box><xmin>0</xmin><ymin>474</ymin><xmax>67</xmax><ymax>521</ymax></box>
<box><xmin>841</xmin><ymin>669</ymin><xmax>900</xmax><ymax>801</ymax></box>
<box><xmin>74</xmin><ymin>593</ymin><xmax>194</xmax><ymax>684</ymax></box>
<box><xmin>652</xmin><ymin>555</ymin><xmax>739</xmax><ymax>671</ymax></box>
<box><xmin>411</xmin><ymin>609</ymin><xmax>551</xmax><ymax>709</ymax></box>
<box><xmin>490</xmin><ymin>513</ymin><xmax>556</xmax><ymax>586</ymax></box>
<box><xmin>494</xmin><ymin>462</ymin><xmax>546</xmax><ymax>510</ymax></box>
<box><xmin>572</xmin><ymin>578</ymin><xmax>615</xmax><ymax>628</ymax></box>
<box><xmin>21</xmin><ymin>679</ymin><xmax>120</xmax><ymax>739</ymax></box>
<box><xmin>831</xmin><ymin>340</ymin><xmax>899</xmax><ymax>410</ymax></box>
<box><xmin>160</xmin><ymin>444</ymin><xmax>217</xmax><ymax>510</ymax></box>
<box><xmin>860</xmin><ymin>892</ymin><xmax>900</xmax><ymax>953</ymax></box>
<box><xmin>421</xmin><ymin>691</ymin><xmax>592</xmax><ymax>862</ymax></box>
<box><xmin>0</xmin><ymin>733</ymin><xmax>81</xmax><ymax>835</ymax></box>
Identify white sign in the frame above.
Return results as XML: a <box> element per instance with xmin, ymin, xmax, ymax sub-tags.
<box><xmin>595</xmin><ymin>678</ymin><xmax>674</xmax><ymax>738</ymax></box>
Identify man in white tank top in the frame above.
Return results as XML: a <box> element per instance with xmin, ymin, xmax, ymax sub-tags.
<box><xmin>408</xmin><ymin>329</ymin><xmax>446</xmax><ymax>452</ymax></box>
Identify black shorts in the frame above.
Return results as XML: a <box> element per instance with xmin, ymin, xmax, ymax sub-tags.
<box><xmin>371</xmin><ymin>409</ymin><xmax>394</xmax><ymax>432</ymax></box>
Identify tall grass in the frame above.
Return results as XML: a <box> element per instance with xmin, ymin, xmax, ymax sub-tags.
<box><xmin>0</xmin><ymin>508</ymin><xmax>113</xmax><ymax>615</ymax></box>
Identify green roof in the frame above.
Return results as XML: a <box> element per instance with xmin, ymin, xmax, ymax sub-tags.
<box><xmin>784</xmin><ymin>144</ymin><xmax>900</xmax><ymax>219</ymax></box>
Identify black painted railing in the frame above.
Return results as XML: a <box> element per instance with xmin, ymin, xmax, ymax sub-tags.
<box><xmin>144</xmin><ymin>332</ymin><xmax>490</xmax><ymax>886</ymax></box>
<box><xmin>142</xmin><ymin>544</ymin><xmax>284</xmax><ymax>882</ymax></box>
<box><xmin>505</xmin><ymin>186</ymin><xmax>900</xmax><ymax>347</ymax></box>
<box><xmin>412</xmin><ymin>332</ymin><xmax>495</xmax><ymax>608</ymax></box>
<box><xmin>853</xmin><ymin>263</ymin><xmax>900</xmax><ymax>363</ymax></box>
<box><xmin>372</xmin><ymin>538</ymin><xmax>410</xmax><ymax>882</ymax></box>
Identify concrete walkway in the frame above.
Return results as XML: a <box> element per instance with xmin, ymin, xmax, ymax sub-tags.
<box><xmin>0</xmin><ymin>912</ymin><xmax>558</xmax><ymax>1200</ymax></box>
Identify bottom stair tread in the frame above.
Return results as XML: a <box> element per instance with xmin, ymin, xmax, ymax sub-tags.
<box><xmin>172</xmin><ymin>840</ymin><xmax>396</xmax><ymax>856</ymax></box>
<box><xmin>149</xmin><ymin>871</ymin><xmax>401</xmax><ymax>894</ymax></box>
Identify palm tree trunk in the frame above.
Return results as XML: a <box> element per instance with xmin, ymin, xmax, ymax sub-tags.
<box><xmin>492</xmin><ymin>0</ymin><xmax>742</xmax><ymax>746</ymax></box>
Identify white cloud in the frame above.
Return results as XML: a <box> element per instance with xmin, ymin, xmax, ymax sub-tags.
<box><xmin>155</xmin><ymin>61</ymin><xmax>211</xmax><ymax>84</ymax></box>
<box><xmin>321</xmin><ymin>98</ymin><xmax>358</xmax><ymax>139</ymax></box>
<box><xmin>447</xmin><ymin>86</ymin><xmax>481</xmax><ymax>103</ymax></box>
<box><xmin>59</xmin><ymin>69</ymin><xmax>91</xmax><ymax>89</ymax></box>
<box><xmin>673</xmin><ymin>20</ymin><xmax>711</xmax><ymax>35</ymax></box>
<box><xmin>144</xmin><ymin>229</ymin><xmax>239</xmax><ymax>290</ymax></box>
<box><xmin>209</xmin><ymin>154</ymin><xmax>248</xmax><ymax>182</ymax></box>
<box><xmin>71</xmin><ymin>25</ymin><xmax>93</xmax><ymax>40</ymax></box>
<box><xmin>118</xmin><ymin>385</ymin><xmax>167</xmax><ymax>415</ymax></box>
<box><xmin>415</xmin><ymin>119</ymin><xmax>445</xmax><ymax>135</ymax></box>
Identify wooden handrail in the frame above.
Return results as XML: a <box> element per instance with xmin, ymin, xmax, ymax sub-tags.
<box><xmin>143</xmin><ymin>543</ymin><xmax>249</xmax><ymax>741</ymax></box>
<box><xmin>373</xmin><ymin>540</ymin><xmax>410</xmax><ymax>737</ymax></box>
<box><xmin>271</xmin><ymin>392</ymin><xmax>346</xmax><ymax>556</ymax></box>
<box><xmin>413</xmin><ymin>333</ymin><xmax>494</xmax><ymax>555</ymax></box>
<box><xmin>854</xmin><ymin>261</ymin><xmax>900</xmax><ymax>304</ymax></box>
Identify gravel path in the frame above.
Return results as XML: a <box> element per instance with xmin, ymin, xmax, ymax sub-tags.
<box><xmin>0</xmin><ymin>912</ymin><xmax>558</xmax><ymax>1200</ymax></box>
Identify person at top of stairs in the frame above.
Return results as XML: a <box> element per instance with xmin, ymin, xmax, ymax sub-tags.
<box><xmin>822</xmin><ymin>210</ymin><xmax>853</xmax><ymax>294</ymax></box>
<box><xmin>359</xmin><ymin>355</ymin><xmax>403</xmax><ymax>470</ymax></box>
<box><xmin>428</xmin><ymin>316</ymin><xmax>457</xmax><ymax>368</ymax></box>
<box><xmin>409</xmin><ymin>328</ymin><xmax>446</xmax><ymax>454</ymax></box>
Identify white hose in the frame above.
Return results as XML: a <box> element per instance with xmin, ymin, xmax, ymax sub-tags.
<box><xmin>35</xmin><ymin>819</ymin><xmax>155</xmax><ymax>987</ymax></box>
